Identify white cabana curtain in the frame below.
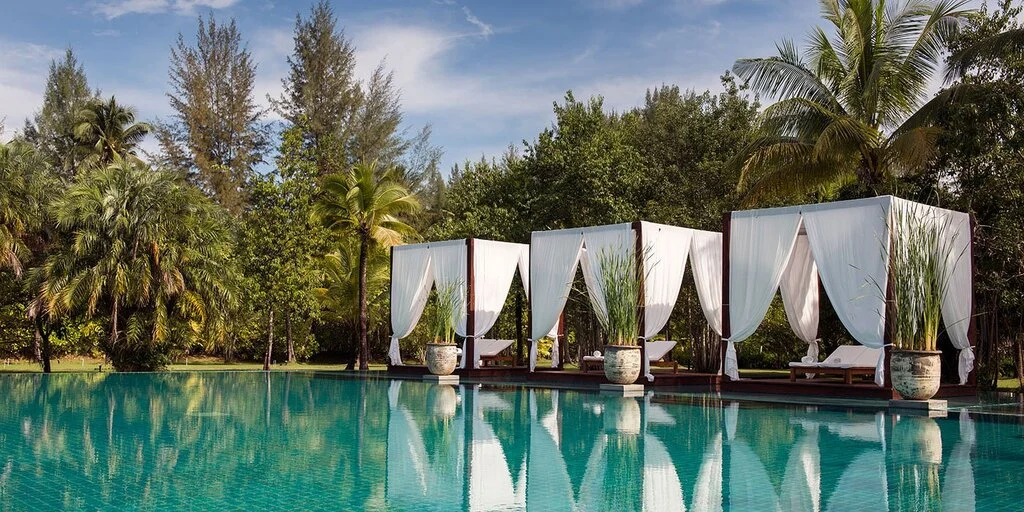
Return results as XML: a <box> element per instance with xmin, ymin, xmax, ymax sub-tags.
<box><xmin>691</xmin><ymin>231</ymin><xmax>724</xmax><ymax>337</ymax></box>
<box><xmin>803</xmin><ymin>201</ymin><xmax>890</xmax><ymax>386</ymax></box>
<box><xmin>726</xmin><ymin>212</ymin><xmax>802</xmax><ymax>379</ymax></box>
<box><xmin>431</xmin><ymin>241</ymin><xmax>469</xmax><ymax>336</ymax></box>
<box><xmin>529</xmin><ymin>230</ymin><xmax>584</xmax><ymax>371</ymax></box>
<box><xmin>639</xmin><ymin>222</ymin><xmax>692</xmax><ymax>382</ymax></box>
<box><xmin>780</xmin><ymin>233</ymin><xmax>821</xmax><ymax>361</ymax></box>
<box><xmin>641</xmin><ymin>222</ymin><xmax>692</xmax><ymax>338</ymax></box>
<box><xmin>459</xmin><ymin>240</ymin><xmax>529</xmax><ymax>369</ymax></box>
<box><xmin>389</xmin><ymin>245</ymin><xmax>434</xmax><ymax>365</ymax></box>
<box><xmin>579</xmin><ymin>224</ymin><xmax>635</xmax><ymax>326</ymax></box>
<box><xmin>932</xmin><ymin>206</ymin><xmax>974</xmax><ymax>384</ymax></box>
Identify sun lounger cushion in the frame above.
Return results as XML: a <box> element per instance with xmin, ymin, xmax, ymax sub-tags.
<box><xmin>476</xmin><ymin>339</ymin><xmax>514</xmax><ymax>357</ymax></box>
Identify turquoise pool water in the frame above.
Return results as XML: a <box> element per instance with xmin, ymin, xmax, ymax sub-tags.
<box><xmin>0</xmin><ymin>372</ymin><xmax>1018</xmax><ymax>511</ymax></box>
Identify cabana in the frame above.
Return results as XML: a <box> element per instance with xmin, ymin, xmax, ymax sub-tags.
<box><xmin>388</xmin><ymin>238</ymin><xmax>529</xmax><ymax>370</ymax></box>
<box><xmin>528</xmin><ymin>221</ymin><xmax>723</xmax><ymax>381</ymax></box>
<box><xmin>721</xmin><ymin>196</ymin><xmax>974</xmax><ymax>394</ymax></box>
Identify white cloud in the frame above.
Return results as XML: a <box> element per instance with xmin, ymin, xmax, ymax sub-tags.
<box><xmin>588</xmin><ymin>0</ymin><xmax>645</xmax><ymax>10</ymax></box>
<box><xmin>0</xmin><ymin>42</ymin><xmax>64</xmax><ymax>138</ymax></box>
<box><xmin>92</xmin><ymin>29</ymin><xmax>122</xmax><ymax>37</ymax></box>
<box><xmin>91</xmin><ymin>0</ymin><xmax>240</xmax><ymax>20</ymax></box>
<box><xmin>461</xmin><ymin>7</ymin><xmax>494</xmax><ymax>38</ymax></box>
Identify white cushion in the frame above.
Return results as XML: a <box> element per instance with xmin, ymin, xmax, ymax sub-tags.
<box><xmin>645</xmin><ymin>340</ymin><xmax>677</xmax><ymax>361</ymax></box>
<box><xmin>583</xmin><ymin>355</ymin><xmax>604</xmax><ymax>362</ymax></box>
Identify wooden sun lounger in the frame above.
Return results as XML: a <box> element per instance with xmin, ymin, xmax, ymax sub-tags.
<box><xmin>788</xmin><ymin>365</ymin><xmax>875</xmax><ymax>384</ymax></box>
<box><xmin>477</xmin><ymin>339</ymin><xmax>515</xmax><ymax>367</ymax></box>
<box><xmin>788</xmin><ymin>345</ymin><xmax>881</xmax><ymax>384</ymax></box>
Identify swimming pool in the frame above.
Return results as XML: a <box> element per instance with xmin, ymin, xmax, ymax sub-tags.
<box><xmin>0</xmin><ymin>372</ymin><xmax>1016</xmax><ymax>511</ymax></box>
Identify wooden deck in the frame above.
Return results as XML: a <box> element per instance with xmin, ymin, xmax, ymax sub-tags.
<box><xmin>388</xmin><ymin>364</ymin><xmax>976</xmax><ymax>398</ymax></box>
<box><xmin>386</xmin><ymin>364</ymin><xmax>720</xmax><ymax>388</ymax></box>
<box><xmin>723</xmin><ymin>377</ymin><xmax>977</xmax><ymax>399</ymax></box>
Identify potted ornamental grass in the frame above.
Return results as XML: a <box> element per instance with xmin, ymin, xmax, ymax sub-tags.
<box><xmin>595</xmin><ymin>248</ymin><xmax>643</xmax><ymax>385</ymax></box>
<box><xmin>887</xmin><ymin>206</ymin><xmax>960</xmax><ymax>400</ymax></box>
<box><xmin>425</xmin><ymin>281</ymin><xmax>462</xmax><ymax>376</ymax></box>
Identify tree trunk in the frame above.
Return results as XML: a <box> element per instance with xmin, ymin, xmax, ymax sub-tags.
<box><xmin>346</xmin><ymin>325</ymin><xmax>357</xmax><ymax>370</ymax></box>
<box><xmin>110</xmin><ymin>297</ymin><xmax>120</xmax><ymax>349</ymax></box>
<box><xmin>32</xmin><ymin>326</ymin><xmax>42</xmax><ymax>365</ymax></box>
<box><xmin>358</xmin><ymin>231</ymin><xmax>370</xmax><ymax>371</ymax></box>
<box><xmin>286</xmin><ymin>309</ymin><xmax>295</xmax><ymax>364</ymax></box>
<box><xmin>35</xmin><ymin>318</ymin><xmax>52</xmax><ymax>374</ymax></box>
<box><xmin>264</xmin><ymin>308</ymin><xmax>275</xmax><ymax>371</ymax></box>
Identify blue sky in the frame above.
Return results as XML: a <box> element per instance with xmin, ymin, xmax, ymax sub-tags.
<box><xmin>0</xmin><ymin>0</ymin><xmax>981</xmax><ymax>173</ymax></box>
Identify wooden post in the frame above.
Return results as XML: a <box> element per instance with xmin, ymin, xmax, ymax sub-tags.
<box><xmin>515</xmin><ymin>290</ymin><xmax>524</xmax><ymax>367</ymax></box>
<box><xmin>968</xmin><ymin>214</ymin><xmax>978</xmax><ymax>387</ymax></box>
<box><xmin>557</xmin><ymin>311</ymin><xmax>567</xmax><ymax>370</ymax></box>
<box><xmin>465</xmin><ymin>238</ymin><xmax>476</xmax><ymax>371</ymax></box>
<box><xmin>388</xmin><ymin>246</ymin><xmax>395</xmax><ymax>368</ymax></box>
<box><xmin>721</xmin><ymin>212</ymin><xmax>732</xmax><ymax>379</ymax></box>
<box><xmin>633</xmin><ymin>221</ymin><xmax>647</xmax><ymax>381</ymax></box>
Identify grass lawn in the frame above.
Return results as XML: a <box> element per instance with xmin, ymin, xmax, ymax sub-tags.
<box><xmin>0</xmin><ymin>356</ymin><xmax>388</xmax><ymax>373</ymax></box>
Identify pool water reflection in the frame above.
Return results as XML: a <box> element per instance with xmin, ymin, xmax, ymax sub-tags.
<box><xmin>0</xmin><ymin>373</ymin><xmax>1018</xmax><ymax>511</ymax></box>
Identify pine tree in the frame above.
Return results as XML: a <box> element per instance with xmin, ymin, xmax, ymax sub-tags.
<box><xmin>34</xmin><ymin>48</ymin><xmax>95</xmax><ymax>177</ymax></box>
<box><xmin>157</xmin><ymin>14</ymin><xmax>268</xmax><ymax>214</ymax></box>
<box><xmin>349</xmin><ymin>63</ymin><xmax>405</xmax><ymax>166</ymax></box>
<box><xmin>273</xmin><ymin>1</ymin><xmax>361</xmax><ymax>175</ymax></box>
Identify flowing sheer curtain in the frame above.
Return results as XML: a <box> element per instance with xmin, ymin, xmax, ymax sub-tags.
<box><xmin>389</xmin><ymin>244</ymin><xmax>434</xmax><ymax>365</ymax></box>
<box><xmin>460</xmin><ymin>240</ymin><xmax>529</xmax><ymax>369</ymax></box>
<box><xmin>691</xmin><ymin>231</ymin><xmax>724</xmax><ymax>337</ymax></box>
<box><xmin>934</xmin><ymin>208</ymin><xmax>974</xmax><ymax>384</ymax></box>
<box><xmin>639</xmin><ymin>222</ymin><xmax>692</xmax><ymax>381</ymax></box>
<box><xmin>529</xmin><ymin>230</ymin><xmax>584</xmax><ymax>371</ymax></box>
<box><xmin>803</xmin><ymin>200</ymin><xmax>890</xmax><ymax>386</ymax></box>
<box><xmin>431</xmin><ymin>241</ymin><xmax>469</xmax><ymax>335</ymax></box>
<box><xmin>780</xmin><ymin>233</ymin><xmax>820</xmax><ymax>361</ymax></box>
<box><xmin>580</xmin><ymin>224</ymin><xmax>635</xmax><ymax>326</ymax></box>
<box><xmin>726</xmin><ymin>211</ymin><xmax>802</xmax><ymax>379</ymax></box>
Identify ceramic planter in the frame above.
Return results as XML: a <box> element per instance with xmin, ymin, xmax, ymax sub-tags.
<box><xmin>604</xmin><ymin>345</ymin><xmax>642</xmax><ymax>385</ymax></box>
<box><xmin>890</xmin><ymin>349</ymin><xmax>942</xmax><ymax>400</ymax></box>
<box><xmin>425</xmin><ymin>343</ymin><xmax>458</xmax><ymax>376</ymax></box>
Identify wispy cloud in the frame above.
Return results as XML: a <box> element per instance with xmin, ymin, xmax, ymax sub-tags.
<box><xmin>588</xmin><ymin>0</ymin><xmax>644</xmax><ymax>10</ymax></box>
<box><xmin>90</xmin><ymin>0</ymin><xmax>240</xmax><ymax>20</ymax></box>
<box><xmin>92</xmin><ymin>29</ymin><xmax>121</xmax><ymax>37</ymax></box>
<box><xmin>0</xmin><ymin>41</ymin><xmax>64</xmax><ymax>138</ymax></box>
<box><xmin>461</xmin><ymin>6</ymin><xmax>494</xmax><ymax>38</ymax></box>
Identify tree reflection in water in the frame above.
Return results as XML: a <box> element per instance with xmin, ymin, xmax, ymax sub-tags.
<box><xmin>0</xmin><ymin>374</ymin><xmax>988</xmax><ymax>511</ymax></box>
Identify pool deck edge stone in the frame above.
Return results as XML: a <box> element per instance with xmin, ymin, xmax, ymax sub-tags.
<box><xmin>888</xmin><ymin>398</ymin><xmax>948</xmax><ymax>413</ymax></box>
<box><xmin>599</xmin><ymin>383</ymin><xmax>645</xmax><ymax>397</ymax></box>
<box><xmin>422</xmin><ymin>374</ymin><xmax>460</xmax><ymax>384</ymax></box>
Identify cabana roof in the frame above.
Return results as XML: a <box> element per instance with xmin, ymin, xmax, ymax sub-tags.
<box><xmin>723</xmin><ymin>195</ymin><xmax>974</xmax><ymax>387</ymax></box>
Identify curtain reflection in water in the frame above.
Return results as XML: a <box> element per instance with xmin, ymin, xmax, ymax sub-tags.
<box><xmin>0</xmin><ymin>374</ymin><xmax>986</xmax><ymax>511</ymax></box>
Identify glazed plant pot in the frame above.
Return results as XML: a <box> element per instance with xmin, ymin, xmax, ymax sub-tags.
<box><xmin>425</xmin><ymin>343</ymin><xmax>459</xmax><ymax>376</ymax></box>
<box><xmin>604</xmin><ymin>345</ymin><xmax>642</xmax><ymax>385</ymax></box>
<box><xmin>890</xmin><ymin>349</ymin><xmax>942</xmax><ymax>400</ymax></box>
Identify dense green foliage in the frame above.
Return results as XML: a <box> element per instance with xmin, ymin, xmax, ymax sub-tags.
<box><xmin>0</xmin><ymin>0</ymin><xmax>1022</xmax><ymax>388</ymax></box>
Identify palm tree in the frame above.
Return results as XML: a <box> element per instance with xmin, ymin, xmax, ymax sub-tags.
<box><xmin>731</xmin><ymin>0</ymin><xmax>972</xmax><ymax>203</ymax></box>
<box><xmin>314</xmin><ymin>160</ymin><xmax>420</xmax><ymax>370</ymax></box>
<box><xmin>315</xmin><ymin>243</ymin><xmax>390</xmax><ymax>369</ymax></box>
<box><xmin>0</xmin><ymin>140</ymin><xmax>49</xmax><ymax>276</ymax></box>
<box><xmin>37</xmin><ymin>158</ymin><xmax>236</xmax><ymax>370</ymax></box>
<box><xmin>74</xmin><ymin>96</ymin><xmax>152</xmax><ymax>169</ymax></box>
<box><xmin>946</xmin><ymin>27</ymin><xmax>1024</xmax><ymax>80</ymax></box>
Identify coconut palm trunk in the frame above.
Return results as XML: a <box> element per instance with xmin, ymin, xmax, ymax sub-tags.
<box><xmin>357</xmin><ymin>228</ymin><xmax>370</xmax><ymax>371</ymax></box>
